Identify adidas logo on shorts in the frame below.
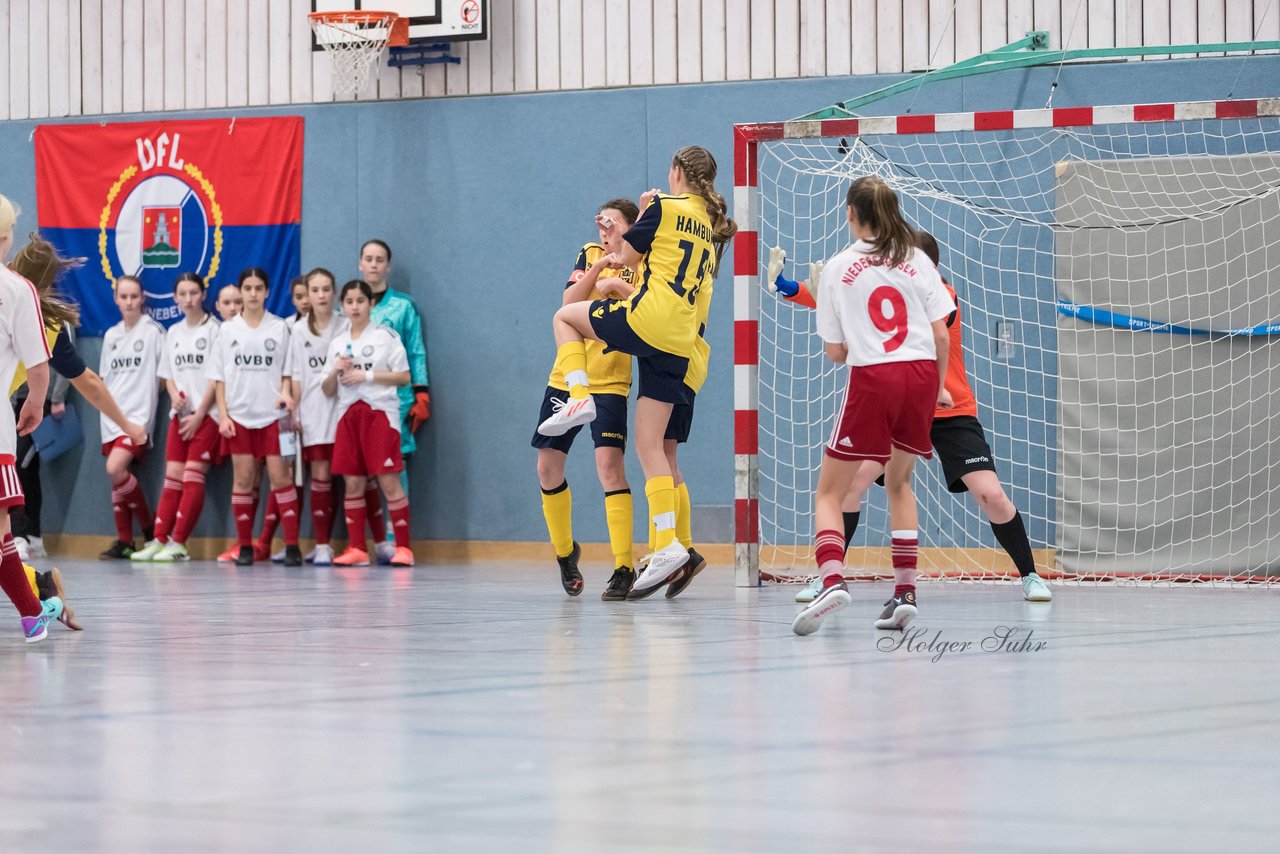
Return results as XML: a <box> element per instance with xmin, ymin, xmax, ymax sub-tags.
<box><xmin>201</xmin><ymin>452</ymin><xmax>210</xmax><ymax>460</ymax></box>
<box><xmin>838</xmin><ymin>437</ymin><xmax>853</xmax><ymax>448</ymax></box>
<box><xmin>384</xmin><ymin>458</ymin><xmax>394</xmax><ymax>466</ymax></box>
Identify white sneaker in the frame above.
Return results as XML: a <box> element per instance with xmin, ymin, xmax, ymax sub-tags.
<box><xmin>537</xmin><ymin>394</ymin><xmax>596</xmax><ymax>437</ymax></box>
<box><xmin>130</xmin><ymin>539</ymin><xmax>166</xmax><ymax>562</ymax></box>
<box><xmin>304</xmin><ymin>546</ymin><xmax>317</xmax><ymax>564</ymax></box>
<box><xmin>312</xmin><ymin>544</ymin><xmax>334</xmax><ymax>566</ymax></box>
<box><xmin>374</xmin><ymin>540</ymin><xmax>396</xmax><ymax>566</ymax></box>
<box><xmin>13</xmin><ymin>536</ymin><xmax>30</xmax><ymax>563</ymax></box>
<box><xmin>795</xmin><ymin>577</ymin><xmax>823</xmax><ymax>603</ymax></box>
<box><xmin>271</xmin><ymin>547</ymin><xmax>287</xmax><ymax>564</ymax></box>
<box><xmin>792</xmin><ymin>581</ymin><xmax>851</xmax><ymax>636</ymax></box>
<box><xmin>26</xmin><ymin>535</ymin><xmax>46</xmax><ymax>559</ymax></box>
<box><xmin>630</xmin><ymin>541</ymin><xmax>690</xmax><ymax>594</ymax></box>
<box><xmin>153</xmin><ymin>541</ymin><xmax>190</xmax><ymax>562</ymax></box>
<box><xmin>1021</xmin><ymin>572</ymin><xmax>1053</xmax><ymax>602</ymax></box>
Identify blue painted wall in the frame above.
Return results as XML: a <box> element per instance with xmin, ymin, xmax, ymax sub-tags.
<box><xmin>1</xmin><ymin>54</ymin><xmax>1276</xmax><ymax>544</ymax></box>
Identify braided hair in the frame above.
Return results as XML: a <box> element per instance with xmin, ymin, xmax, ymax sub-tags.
<box><xmin>672</xmin><ymin>146</ymin><xmax>738</xmax><ymax>275</ymax></box>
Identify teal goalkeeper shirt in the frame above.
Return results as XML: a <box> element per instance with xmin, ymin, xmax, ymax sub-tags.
<box><xmin>370</xmin><ymin>287</ymin><xmax>429</xmax><ymax>452</ymax></box>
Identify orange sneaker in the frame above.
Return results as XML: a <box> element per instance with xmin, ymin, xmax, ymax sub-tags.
<box><xmin>216</xmin><ymin>545</ymin><xmax>238</xmax><ymax>562</ymax></box>
<box><xmin>333</xmin><ymin>547</ymin><xmax>370</xmax><ymax>567</ymax></box>
<box><xmin>389</xmin><ymin>546</ymin><xmax>415</xmax><ymax>567</ymax></box>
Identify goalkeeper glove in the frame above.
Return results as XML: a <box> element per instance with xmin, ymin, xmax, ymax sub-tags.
<box><xmin>808</xmin><ymin>260</ymin><xmax>825</xmax><ymax>299</ymax></box>
<box><xmin>409</xmin><ymin>387</ymin><xmax>431</xmax><ymax>432</ymax></box>
<box><xmin>765</xmin><ymin>246</ymin><xmax>800</xmax><ymax>298</ymax></box>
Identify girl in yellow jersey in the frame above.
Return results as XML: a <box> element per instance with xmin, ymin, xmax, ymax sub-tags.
<box><xmin>533</xmin><ymin>199</ymin><xmax>641</xmax><ymax>600</ymax></box>
<box><xmin>537</xmin><ymin>146</ymin><xmax>737</xmax><ymax>592</ymax></box>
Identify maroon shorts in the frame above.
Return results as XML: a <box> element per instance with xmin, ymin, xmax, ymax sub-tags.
<box><xmin>226</xmin><ymin>420</ymin><xmax>282</xmax><ymax>460</ymax></box>
<box><xmin>302</xmin><ymin>442</ymin><xmax>333</xmax><ymax>464</ymax></box>
<box><xmin>102</xmin><ymin>435</ymin><xmax>146</xmax><ymax>459</ymax></box>
<box><xmin>0</xmin><ymin>457</ymin><xmax>24</xmax><ymax>509</ymax></box>
<box><xmin>164</xmin><ymin>415</ymin><xmax>225</xmax><ymax>465</ymax></box>
<box><xmin>826</xmin><ymin>360</ymin><xmax>938</xmax><ymax>463</ymax></box>
<box><xmin>333</xmin><ymin>402</ymin><xmax>403</xmax><ymax>476</ymax></box>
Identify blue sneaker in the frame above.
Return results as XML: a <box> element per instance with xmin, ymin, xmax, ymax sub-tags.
<box><xmin>1022</xmin><ymin>572</ymin><xmax>1053</xmax><ymax>602</ymax></box>
<box><xmin>795</xmin><ymin>576</ymin><xmax>823</xmax><ymax>604</ymax></box>
<box><xmin>22</xmin><ymin>597</ymin><xmax>64</xmax><ymax>644</ymax></box>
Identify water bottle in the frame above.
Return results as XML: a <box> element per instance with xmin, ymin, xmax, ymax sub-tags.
<box><xmin>278</xmin><ymin>402</ymin><xmax>297</xmax><ymax>457</ymax></box>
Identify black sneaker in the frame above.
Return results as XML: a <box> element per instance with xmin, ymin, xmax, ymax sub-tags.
<box><xmin>791</xmin><ymin>580</ymin><xmax>851</xmax><ymax>636</ymax></box>
<box><xmin>235</xmin><ymin>545</ymin><xmax>255</xmax><ymax>566</ymax></box>
<box><xmin>664</xmin><ymin>548</ymin><xmax>706</xmax><ymax>599</ymax></box>
<box><xmin>283</xmin><ymin>545</ymin><xmax>304</xmax><ymax>567</ymax></box>
<box><xmin>874</xmin><ymin>588</ymin><xmax>918</xmax><ymax>630</ymax></box>
<box><xmin>557</xmin><ymin>541</ymin><xmax>584</xmax><ymax>596</ymax></box>
<box><xmin>601</xmin><ymin>566</ymin><xmax>635</xmax><ymax>601</ymax></box>
<box><xmin>99</xmin><ymin>539</ymin><xmax>135</xmax><ymax>560</ymax></box>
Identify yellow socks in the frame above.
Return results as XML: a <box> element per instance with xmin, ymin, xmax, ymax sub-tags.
<box><xmin>604</xmin><ymin>489</ymin><xmax>634</xmax><ymax>568</ymax></box>
<box><xmin>554</xmin><ymin>342</ymin><xmax>591</xmax><ymax>400</ymax></box>
<box><xmin>645</xmin><ymin>476</ymin><xmax>677</xmax><ymax>551</ymax></box>
<box><xmin>676</xmin><ymin>482</ymin><xmax>693</xmax><ymax>549</ymax></box>
<box><xmin>540</xmin><ymin>481</ymin><xmax>574</xmax><ymax>558</ymax></box>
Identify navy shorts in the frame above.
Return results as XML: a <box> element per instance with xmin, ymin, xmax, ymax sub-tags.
<box><xmin>588</xmin><ymin>299</ymin><xmax>691</xmax><ymax>405</ymax></box>
<box><xmin>531</xmin><ymin>387</ymin><xmax>628</xmax><ymax>453</ymax></box>
<box><xmin>665</xmin><ymin>394</ymin><xmax>696</xmax><ymax>443</ymax></box>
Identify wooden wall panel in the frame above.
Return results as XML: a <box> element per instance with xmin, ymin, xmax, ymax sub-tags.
<box><xmin>0</xmin><ymin>2</ymin><xmax>1276</xmax><ymax>119</ymax></box>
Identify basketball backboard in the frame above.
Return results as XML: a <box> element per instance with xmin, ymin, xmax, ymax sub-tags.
<box><xmin>310</xmin><ymin>0</ymin><xmax>488</xmax><ymax>46</ymax></box>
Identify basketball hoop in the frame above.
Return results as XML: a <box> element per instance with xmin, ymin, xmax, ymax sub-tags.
<box><xmin>309</xmin><ymin>11</ymin><xmax>409</xmax><ymax>95</ymax></box>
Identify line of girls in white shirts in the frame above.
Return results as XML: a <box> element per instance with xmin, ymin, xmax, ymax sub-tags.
<box><xmin>98</xmin><ymin>267</ymin><xmax>414</xmax><ymax>568</ymax></box>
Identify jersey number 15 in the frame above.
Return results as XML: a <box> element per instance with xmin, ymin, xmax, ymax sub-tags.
<box><xmin>672</xmin><ymin>239</ymin><xmax>711</xmax><ymax>305</ymax></box>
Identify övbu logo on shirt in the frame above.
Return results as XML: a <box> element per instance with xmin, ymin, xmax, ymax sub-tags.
<box><xmin>362</xmin><ymin>345</ymin><xmax>375</xmax><ymax>357</ymax></box>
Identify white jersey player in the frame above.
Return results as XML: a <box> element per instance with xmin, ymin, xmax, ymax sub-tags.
<box><xmin>97</xmin><ymin>276</ymin><xmax>164</xmax><ymax>560</ymax></box>
<box><xmin>208</xmin><ymin>268</ymin><xmax>301</xmax><ymax>566</ymax></box>
<box><xmin>0</xmin><ymin>199</ymin><xmax>63</xmax><ymax>641</ymax></box>
<box><xmin>322</xmin><ymin>280</ymin><xmax>412</xmax><ymax>568</ymax></box>
<box><xmin>133</xmin><ymin>272</ymin><xmax>223</xmax><ymax>563</ymax></box>
<box><xmin>284</xmin><ymin>268</ymin><xmax>348</xmax><ymax>565</ymax></box>
<box><xmin>792</xmin><ymin>176</ymin><xmax>953</xmax><ymax>638</ymax></box>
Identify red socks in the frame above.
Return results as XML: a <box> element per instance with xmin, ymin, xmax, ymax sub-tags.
<box><xmin>111</xmin><ymin>474</ymin><xmax>148</xmax><ymax>542</ymax></box>
<box><xmin>273</xmin><ymin>487</ymin><xmax>301</xmax><ymax>546</ymax></box>
<box><xmin>153</xmin><ymin>477</ymin><xmax>182</xmax><ymax>541</ymax></box>
<box><xmin>172</xmin><ymin>469</ymin><xmax>206</xmax><ymax>545</ymax></box>
<box><xmin>310</xmin><ymin>479</ymin><xmax>333</xmax><ymax>546</ymax></box>
<box><xmin>232</xmin><ymin>491</ymin><xmax>256</xmax><ymax>547</ymax></box>
<box><xmin>892</xmin><ymin>529</ymin><xmax>918</xmax><ymax>595</ymax></box>
<box><xmin>0</xmin><ymin>534</ymin><xmax>41</xmax><ymax>617</ymax></box>
<box><xmin>344</xmin><ymin>495</ymin><xmax>368</xmax><ymax>553</ymax></box>
<box><xmin>365</xmin><ymin>484</ymin><xmax>386</xmax><ymax>543</ymax></box>
<box><xmin>257</xmin><ymin>490</ymin><xmax>280</xmax><ymax>549</ymax></box>
<box><xmin>387</xmin><ymin>495</ymin><xmax>411</xmax><ymax>548</ymax></box>
<box><xmin>815</xmin><ymin>529</ymin><xmax>846</xmax><ymax>587</ymax></box>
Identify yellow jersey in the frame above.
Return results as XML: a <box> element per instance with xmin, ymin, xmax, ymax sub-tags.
<box><xmin>683</xmin><ymin>273</ymin><xmax>713</xmax><ymax>395</ymax></box>
<box><xmin>9</xmin><ymin>324</ymin><xmax>60</xmax><ymax>396</ymax></box>
<box><xmin>547</xmin><ymin>242</ymin><xmax>634</xmax><ymax>397</ymax></box>
<box><xmin>623</xmin><ymin>194</ymin><xmax>716</xmax><ymax>358</ymax></box>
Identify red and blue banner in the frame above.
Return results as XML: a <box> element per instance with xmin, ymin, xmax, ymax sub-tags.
<box><xmin>35</xmin><ymin>117</ymin><xmax>303</xmax><ymax>334</ymax></box>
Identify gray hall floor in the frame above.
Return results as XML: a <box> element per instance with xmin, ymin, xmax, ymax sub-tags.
<box><xmin>1</xmin><ymin>559</ymin><xmax>1278</xmax><ymax>854</ymax></box>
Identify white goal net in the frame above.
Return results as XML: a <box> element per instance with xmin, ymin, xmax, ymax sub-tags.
<box><xmin>743</xmin><ymin>100</ymin><xmax>1280</xmax><ymax>584</ymax></box>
